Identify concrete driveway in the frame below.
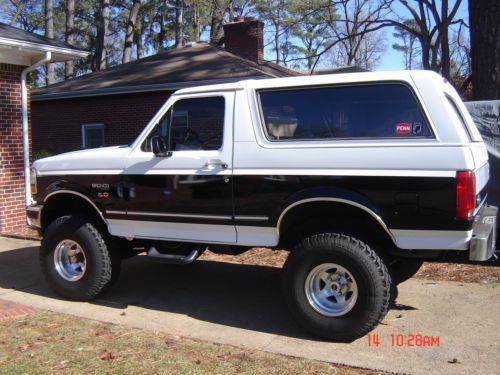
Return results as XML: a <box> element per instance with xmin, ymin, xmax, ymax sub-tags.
<box><xmin>0</xmin><ymin>236</ymin><xmax>498</xmax><ymax>375</ymax></box>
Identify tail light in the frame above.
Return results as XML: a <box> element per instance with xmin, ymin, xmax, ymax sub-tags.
<box><xmin>456</xmin><ymin>171</ymin><xmax>476</xmax><ymax>219</ymax></box>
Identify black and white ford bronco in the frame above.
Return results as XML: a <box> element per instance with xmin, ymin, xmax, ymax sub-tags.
<box><xmin>27</xmin><ymin>71</ymin><xmax>497</xmax><ymax>341</ymax></box>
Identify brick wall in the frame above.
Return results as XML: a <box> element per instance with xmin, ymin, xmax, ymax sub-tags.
<box><xmin>0</xmin><ymin>63</ymin><xmax>27</xmax><ymax>233</ymax></box>
<box><xmin>223</xmin><ymin>19</ymin><xmax>264</xmax><ymax>64</ymax></box>
<box><xmin>31</xmin><ymin>90</ymin><xmax>172</xmax><ymax>155</ymax></box>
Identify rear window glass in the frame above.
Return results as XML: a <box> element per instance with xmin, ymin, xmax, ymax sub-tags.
<box><xmin>258</xmin><ymin>84</ymin><xmax>433</xmax><ymax>140</ymax></box>
<box><xmin>446</xmin><ymin>95</ymin><xmax>472</xmax><ymax>141</ymax></box>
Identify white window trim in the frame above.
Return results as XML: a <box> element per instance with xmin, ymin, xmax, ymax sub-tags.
<box><xmin>81</xmin><ymin>123</ymin><xmax>105</xmax><ymax>149</ymax></box>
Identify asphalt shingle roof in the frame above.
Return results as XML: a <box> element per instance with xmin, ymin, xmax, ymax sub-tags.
<box><xmin>33</xmin><ymin>42</ymin><xmax>302</xmax><ymax>98</ymax></box>
<box><xmin>0</xmin><ymin>22</ymin><xmax>87</xmax><ymax>52</ymax></box>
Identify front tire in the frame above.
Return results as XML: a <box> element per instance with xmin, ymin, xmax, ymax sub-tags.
<box><xmin>283</xmin><ymin>233</ymin><xmax>392</xmax><ymax>342</ymax></box>
<box><xmin>40</xmin><ymin>215</ymin><xmax>119</xmax><ymax>301</ymax></box>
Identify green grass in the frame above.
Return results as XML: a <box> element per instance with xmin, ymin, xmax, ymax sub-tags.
<box><xmin>0</xmin><ymin>312</ymin><xmax>384</xmax><ymax>375</ymax></box>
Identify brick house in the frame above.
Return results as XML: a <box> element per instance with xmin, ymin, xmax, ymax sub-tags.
<box><xmin>32</xmin><ymin>18</ymin><xmax>361</xmax><ymax>155</ymax></box>
<box><xmin>0</xmin><ymin>23</ymin><xmax>87</xmax><ymax>233</ymax></box>
<box><xmin>31</xmin><ymin>20</ymin><xmax>300</xmax><ymax>155</ymax></box>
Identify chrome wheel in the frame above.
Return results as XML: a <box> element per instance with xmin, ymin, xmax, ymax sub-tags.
<box><xmin>54</xmin><ymin>240</ymin><xmax>87</xmax><ymax>282</ymax></box>
<box><xmin>305</xmin><ymin>263</ymin><xmax>358</xmax><ymax>317</ymax></box>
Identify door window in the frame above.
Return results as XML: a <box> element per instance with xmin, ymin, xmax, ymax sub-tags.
<box><xmin>143</xmin><ymin>96</ymin><xmax>225</xmax><ymax>152</ymax></box>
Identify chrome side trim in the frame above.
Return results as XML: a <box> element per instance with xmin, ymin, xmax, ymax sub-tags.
<box><xmin>390</xmin><ymin>229</ymin><xmax>472</xmax><ymax>250</ymax></box>
<box><xmin>234</xmin><ymin>215</ymin><xmax>269</xmax><ymax>221</ymax></box>
<box><xmin>108</xmin><ymin>211</ymin><xmax>268</xmax><ymax>221</ymax></box>
<box><xmin>44</xmin><ymin>190</ymin><xmax>105</xmax><ymax>222</ymax></box>
<box><xmin>127</xmin><ymin>211</ymin><xmax>233</xmax><ymax>220</ymax></box>
<box><xmin>276</xmin><ymin>198</ymin><xmax>396</xmax><ymax>244</ymax></box>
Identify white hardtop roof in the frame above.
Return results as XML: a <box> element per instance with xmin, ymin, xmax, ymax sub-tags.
<box><xmin>174</xmin><ymin>70</ymin><xmax>442</xmax><ymax>95</ymax></box>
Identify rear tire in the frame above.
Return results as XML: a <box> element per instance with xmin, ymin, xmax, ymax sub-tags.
<box><xmin>40</xmin><ymin>215</ymin><xmax>120</xmax><ymax>301</ymax></box>
<box><xmin>283</xmin><ymin>233</ymin><xmax>392</xmax><ymax>342</ymax></box>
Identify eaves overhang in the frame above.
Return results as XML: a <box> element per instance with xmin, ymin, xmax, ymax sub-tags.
<box><xmin>0</xmin><ymin>36</ymin><xmax>88</xmax><ymax>66</ymax></box>
<box><xmin>31</xmin><ymin>76</ymin><xmax>268</xmax><ymax>101</ymax></box>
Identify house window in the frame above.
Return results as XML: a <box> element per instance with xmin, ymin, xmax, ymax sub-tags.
<box><xmin>81</xmin><ymin>123</ymin><xmax>105</xmax><ymax>149</ymax></box>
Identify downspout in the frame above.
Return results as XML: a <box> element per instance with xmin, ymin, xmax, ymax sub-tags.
<box><xmin>21</xmin><ymin>51</ymin><xmax>51</xmax><ymax>206</ymax></box>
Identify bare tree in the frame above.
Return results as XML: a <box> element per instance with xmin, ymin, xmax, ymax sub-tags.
<box><xmin>448</xmin><ymin>22</ymin><xmax>471</xmax><ymax>93</ymax></box>
<box><xmin>175</xmin><ymin>0</ymin><xmax>184</xmax><ymax>48</ymax></box>
<box><xmin>8</xmin><ymin>0</ymin><xmax>27</xmax><ymax>25</ymax></box>
<box><xmin>45</xmin><ymin>0</ymin><xmax>55</xmax><ymax>84</ymax></box>
<box><xmin>123</xmin><ymin>0</ymin><xmax>141</xmax><ymax>63</ymax></box>
<box><xmin>324</xmin><ymin>0</ymin><xmax>387</xmax><ymax>69</ymax></box>
<box><xmin>469</xmin><ymin>0</ymin><xmax>499</xmax><ymax>100</ymax></box>
<box><xmin>392</xmin><ymin>19</ymin><xmax>420</xmax><ymax>69</ymax></box>
<box><xmin>65</xmin><ymin>0</ymin><xmax>76</xmax><ymax>79</ymax></box>
<box><xmin>95</xmin><ymin>0</ymin><xmax>110</xmax><ymax>70</ymax></box>
<box><xmin>385</xmin><ymin>0</ymin><xmax>464</xmax><ymax>79</ymax></box>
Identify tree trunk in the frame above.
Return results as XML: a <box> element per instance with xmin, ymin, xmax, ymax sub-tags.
<box><xmin>193</xmin><ymin>7</ymin><xmax>200</xmax><ymax>42</ymax></box>
<box><xmin>210</xmin><ymin>0</ymin><xmax>225</xmax><ymax>45</ymax></box>
<box><xmin>134</xmin><ymin>18</ymin><xmax>143</xmax><ymax>59</ymax></box>
<box><xmin>274</xmin><ymin>22</ymin><xmax>280</xmax><ymax>64</ymax></box>
<box><xmin>65</xmin><ymin>0</ymin><xmax>75</xmax><ymax>79</ymax></box>
<box><xmin>158</xmin><ymin>7</ymin><xmax>167</xmax><ymax>50</ymax></box>
<box><xmin>175</xmin><ymin>0</ymin><xmax>184</xmax><ymax>48</ymax></box>
<box><xmin>95</xmin><ymin>0</ymin><xmax>110</xmax><ymax>70</ymax></box>
<box><xmin>45</xmin><ymin>0</ymin><xmax>55</xmax><ymax>85</ymax></box>
<box><xmin>228</xmin><ymin>0</ymin><xmax>234</xmax><ymax>22</ymax></box>
<box><xmin>469</xmin><ymin>0</ymin><xmax>500</xmax><ymax>100</ymax></box>
<box><xmin>123</xmin><ymin>0</ymin><xmax>141</xmax><ymax>63</ymax></box>
<box><xmin>420</xmin><ymin>36</ymin><xmax>431</xmax><ymax>70</ymax></box>
<box><xmin>440</xmin><ymin>0</ymin><xmax>451</xmax><ymax>79</ymax></box>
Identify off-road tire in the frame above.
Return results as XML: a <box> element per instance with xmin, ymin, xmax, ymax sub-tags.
<box><xmin>40</xmin><ymin>215</ymin><xmax>119</xmax><ymax>301</ymax></box>
<box><xmin>283</xmin><ymin>233</ymin><xmax>392</xmax><ymax>342</ymax></box>
<box><xmin>389</xmin><ymin>258</ymin><xmax>424</xmax><ymax>285</ymax></box>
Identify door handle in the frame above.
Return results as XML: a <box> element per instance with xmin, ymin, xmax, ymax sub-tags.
<box><xmin>205</xmin><ymin>159</ymin><xmax>228</xmax><ymax>169</ymax></box>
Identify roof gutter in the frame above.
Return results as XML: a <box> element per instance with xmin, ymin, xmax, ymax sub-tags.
<box><xmin>0</xmin><ymin>36</ymin><xmax>88</xmax><ymax>58</ymax></box>
<box><xmin>21</xmin><ymin>51</ymin><xmax>52</xmax><ymax>206</ymax></box>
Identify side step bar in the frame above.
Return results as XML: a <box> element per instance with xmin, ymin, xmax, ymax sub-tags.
<box><xmin>147</xmin><ymin>247</ymin><xmax>199</xmax><ymax>264</ymax></box>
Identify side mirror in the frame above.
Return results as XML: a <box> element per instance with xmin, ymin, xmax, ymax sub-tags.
<box><xmin>151</xmin><ymin>136</ymin><xmax>172</xmax><ymax>157</ymax></box>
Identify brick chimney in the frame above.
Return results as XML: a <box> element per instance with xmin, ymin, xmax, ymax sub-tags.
<box><xmin>223</xmin><ymin>17</ymin><xmax>264</xmax><ymax>65</ymax></box>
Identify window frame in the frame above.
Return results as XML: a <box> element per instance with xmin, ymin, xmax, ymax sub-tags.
<box><xmin>255</xmin><ymin>81</ymin><xmax>435</xmax><ymax>143</ymax></box>
<box><xmin>81</xmin><ymin>123</ymin><xmax>105</xmax><ymax>149</ymax></box>
<box><xmin>140</xmin><ymin>95</ymin><xmax>226</xmax><ymax>153</ymax></box>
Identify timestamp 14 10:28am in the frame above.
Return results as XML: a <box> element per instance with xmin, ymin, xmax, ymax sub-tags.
<box><xmin>367</xmin><ymin>333</ymin><xmax>440</xmax><ymax>347</ymax></box>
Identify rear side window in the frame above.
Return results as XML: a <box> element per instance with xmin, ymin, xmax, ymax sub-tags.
<box><xmin>258</xmin><ymin>84</ymin><xmax>432</xmax><ymax>141</ymax></box>
<box><xmin>445</xmin><ymin>95</ymin><xmax>472</xmax><ymax>141</ymax></box>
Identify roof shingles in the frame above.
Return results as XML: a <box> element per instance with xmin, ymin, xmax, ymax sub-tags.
<box><xmin>33</xmin><ymin>43</ymin><xmax>301</xmax><ymax>99</ymax></box>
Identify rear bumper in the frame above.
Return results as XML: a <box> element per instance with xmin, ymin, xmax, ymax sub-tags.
<box><xmin>469</xmin><ymin>205</ymin><xmax>497</xmax><ymax>261</ymax></box>
<box><xmin>26</xmin><ymin>205</ymin><xmax>42</xmax><ymax>229</ymax></box>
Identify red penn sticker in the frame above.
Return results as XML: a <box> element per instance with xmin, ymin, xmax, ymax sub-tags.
<box><xmin>396</xmin><ymin>123</ymin><xmax>412</xmax><ymax>134</ymax></box>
